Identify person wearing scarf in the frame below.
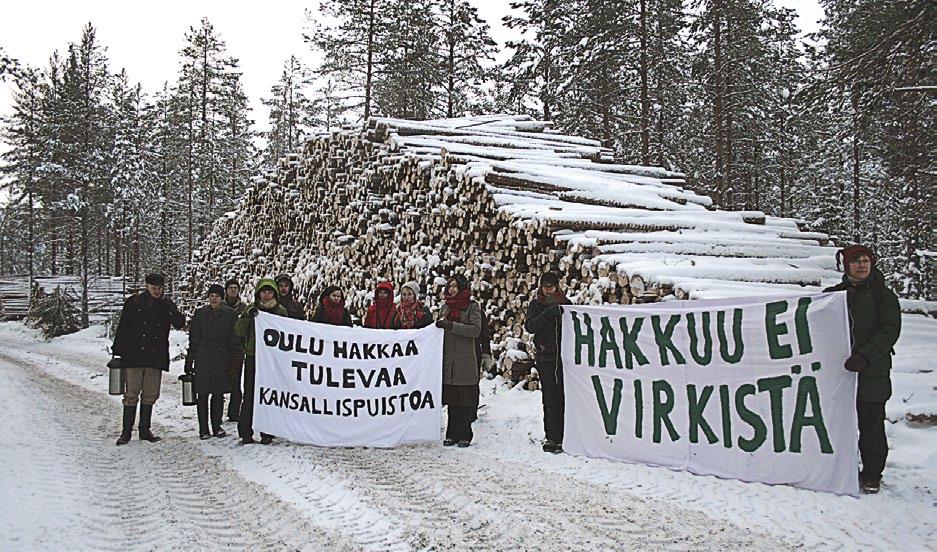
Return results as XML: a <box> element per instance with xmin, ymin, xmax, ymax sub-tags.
<box><xmin>392</xmin><ymin>281</ymin><xmax>433</xmax><ymax>329</ymax></box>
<box><xmin>233</xmin><ymin>278</ymin><xmax>288</xmax><ymax>445</ymax></box>
<box><xmin>524</xmin><ymin>272</ymin><xmax>573</xmax><ymax>454</ymax></box>
<box><xmin>824</xmin><ymin>244</ymin><xmax>901</xmax><ymax>494</ymax></box>
<box><xmin>364</xmin><ymin>281</ymin><xmax>398</xmax><ymax>329</ymax></box>
<box><xmin>435</xmin><ymin>274</ymin><xmax>482</xmax><ymax>447</ymax></box>
<box><xmin>312</xmin><ymin>285</ymin><xmax>353</xmax><ymax>326</ymax></box>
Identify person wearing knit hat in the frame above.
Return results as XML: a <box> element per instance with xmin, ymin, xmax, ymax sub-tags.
<box><xmin>392</xmin><ymin>281</ymin><xmax>433</xmax><ymax>329</ymax></box>
<box><xmin>312</xmin><ymin>285</ymin><xmax>354</xmax><ymax>326</ymax></box>
<box><xmin>435</xmin><ymin>273</ymin><xmax>482</xmax><ymax>447</ymax></box>
<box><xmin>524</xmin><ymin>271</ymin><xmax>572</xmax><ymax>454</ymax></box>
<box><xmin>186</xmin><ymin>283</ymin><xmax>239</xmax><ymax>440</ymax></box>
<box><xmin>222</xmin><ymin>278</ymin><xmax>248</xmax><ymax>422</ymax></box>
<box><xmin>824</xmin><ymin>244</ymin><xmax>901</xmax><ymax>493</ymax></box>
<box><xmin>275</xmin><ymin>274</ymin><xmax>307</xmax><ymax>320</ymax></box>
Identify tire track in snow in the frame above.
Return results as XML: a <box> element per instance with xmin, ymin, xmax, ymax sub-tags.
<box><xmin>0</xmin><ymin>351</ymin><xmax>347</xmax><ymax>551</ymax></box>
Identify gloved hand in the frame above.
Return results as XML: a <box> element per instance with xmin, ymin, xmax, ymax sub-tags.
<box><xmin>435</xmin><ymin>319</ymin><xmax>453</xmax><ymax>331</ymax></box>
<box><xmin>543</xmin><ymin>304</ymin><xmax>562</xmax><ymax>319</ymax></box>
<box><xmin>184</xmin><ymin>356</ymin><xmax>195</xmax><ymax>375</ymax></box>
<box><xmin>481</xmin><ymin>353</ymin><xmax>495</xmax><ymax>372</ymax></box>
<box><xmin>247</xmin><ymin>306</ymin><xmax>259</xmax><ymax>318</ymax></box>
<box><xmin>844</xmin><ymin>352</ymin><xmax>868</xmax><ymax>372</ymax></box>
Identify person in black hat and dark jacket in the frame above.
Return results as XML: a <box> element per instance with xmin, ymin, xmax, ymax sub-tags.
<box><xmin>112</xmin><ymin>273</ymin><xmax>186</xmax><ymax>445</ymax></box>
<box><xmin>524</xmin><ymin>272</ymin><xmax>572</xmax><ymax>453</ymax></box>
<box><xmin>312</xmin><ymin>285</ymin><xmax>354</xmax><ymax>326</ymax></box>
<box><xmin>186</xmin><ymin>284</ymin><xmax>239</xmax><ymax>439</ymax></box>
<box><xmin>824</xmin><ymin>244</ymin><xmax>901</xmax><ymax>493</ymax></box>
<box><xmin>276</xmin><ymin>274</ymin><xmax>307</xmax><ymax>320</ymax></box>
<box><xmin>223</xmin><ymin>278</ymin><xmax>247</xmax><ymax>422</ymax></box>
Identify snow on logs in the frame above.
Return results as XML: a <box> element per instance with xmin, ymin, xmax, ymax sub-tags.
<box><xmin>186</xmin><ymin>114</ymin><xmax>843</xmax><ymax>351</ymax></box>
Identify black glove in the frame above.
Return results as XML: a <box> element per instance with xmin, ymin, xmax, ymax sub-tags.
<box><xmin>247</xmin><ymin>306</ymin><xmax>259</xmax><ymax>318</ymax></box>
<box><xmin>435</xmin><ymin>319</ymin><xmax>453</xmax><ymax>330</ymax></box>
<box><xmin>184</xmin><ymin>355</ymin><xmax>195</xmax><ymax>374</ymax></box>
<box><xmin>543</xmin><ymin>303</ymin><xmax>561</xmax><ymax>319</ymax></box>
<box><xmin>844</xmin><ymin>352</ymin><xmax>868</xmax><ymax>372</ymax></box>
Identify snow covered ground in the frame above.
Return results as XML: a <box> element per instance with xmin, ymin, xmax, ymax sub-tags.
<box><xmin>0</xmin><ymin>315</ymin><xmax>934</xmax><ymax>550</ymax></box>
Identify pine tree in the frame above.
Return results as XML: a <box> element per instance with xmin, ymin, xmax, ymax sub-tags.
<box><xmin>438</xmin><ymin>0</ymin><xmax>497</xmax><ymax>117</ymax></box>
<box><xmin>262</xmin><ymin>56</ymin><xmax>318</xmax><ymax>165</ymax></box>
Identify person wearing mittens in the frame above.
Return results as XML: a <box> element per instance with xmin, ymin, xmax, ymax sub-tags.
<box><xmin>187</xmin><ymin>284</ymin><xmax>239</xmax><ymax>440</ymax></box>
<box><xmin>435</xmin><ymin>274</ymin><xmax>482</xmax><ymax>447</ymax></box>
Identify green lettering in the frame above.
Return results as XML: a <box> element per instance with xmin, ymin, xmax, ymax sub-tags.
<box><xmin>598</xmin><ymin>316</ymin><xmax>623</xmax><ymax>369</ymax></box>
<box><xmin>652</xmin><ymin>380</ymin><xmax>680</xmax><ymax>443</ymax></box>
<box><xmin>634</xmin><ymin>379</ymin><xmax>643</xmax><ymax>438</ymax></box>
<box><xmin>572</xmin><ymin>312</ymin><xmax>595</xmax><ymax>366</ymax></box>
<box><xmin>688</xmin><ymin>384</ymin><xmax>718</xmax><ymax>444</ymax></box>
<box><xmin>719</xmin><ymin>384</ymin><xmax>732</xmax><ymax>448</ymax></box>
<box><xmin>652</xmin><ymin>314</ymin><xmax>686</xmax><ymax>365</ymax></box>
<box><xmin>757</xmin><ymin>375</ymin><xmax>793</xmax><ymax>452</ymax></box>
<box><xmin>765</xmin><ymin>301</ymin><xmax>793</xmax><ymax>359</ymax></box>
<box><xmin>592</xmin><ymin>375</ymin><xmax>623</xmax><ymax>436</ymax></box>
<box><xmin>735</xmin><ymin>384</ymin><xmax>767</xmax><ymax>452</ymax></box>
<box><xmin>686</xmin><ymin>311</ymin><xmax>713</xmax><ymax>365</ymax></box>
<box><xmin>619</xmin><ymin>317</ymin><xmax>649</xmax><ymax>369</ymax></box>
<box><xmin>717</xmin><ymin>309</ymin><xmax>744</xmax><ymax>363</ymax></box>
<box><xmin>794</xmin><ymin>296</ymin><xmax>813</xmax><ymax>355</ymax></box>
<box><xmin>790</xmin><ymin>376</ymin><xmax>833</xmax><ymax>453</ymax></box>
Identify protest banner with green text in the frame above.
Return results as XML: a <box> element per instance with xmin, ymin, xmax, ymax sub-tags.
<box><xmin>562</xmin><ymin>292</ymin><xmax>857</xmax><ymax>495</ymax></box>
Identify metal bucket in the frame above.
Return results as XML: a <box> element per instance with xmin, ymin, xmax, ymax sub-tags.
<box><xmin>179</xmin><ymin>373</ymin><xmax>197</xmax><ymax>406</ymax></box>
<box><xmin>108</xmin><ymin>366</ymin><xmax>125</xmax><ymax>395</ymax></box>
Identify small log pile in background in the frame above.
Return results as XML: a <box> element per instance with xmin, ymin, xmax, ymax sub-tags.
<box><xmin>185</xmin><ymin>115</ymin><xmax>846</xmax><ymax>373</ymax></box>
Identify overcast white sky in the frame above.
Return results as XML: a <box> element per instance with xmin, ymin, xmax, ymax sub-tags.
<box><xmin>0</xmin><ymin>0</ymin><xmax>823</xmax><ymax>143</ymax></box>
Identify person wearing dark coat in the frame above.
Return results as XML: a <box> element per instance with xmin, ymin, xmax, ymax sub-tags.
<box><xmin>824</xmin><ymin>244</ymin><xmax>901</xmax><ymax>494</ymax></box>
<box><xmin>234</xmin><ymin>278</ymin><xmax>288</xmax><ymax>445</ymax></box>
<box><xmin>312</xmin><ymin>285</ymin><xmax>354</xmax><ymax>326</ymax></box>
<box><xmin>112</xmin><ymin>273</ymin><xmax>186</xmax><ymax>446</ymax></box>
<box><xmin>186</xmin><ymin>284</ymin><xmax>239</xmax><ymax>439</ymax></box>
<box><xmin>435</xmin><ymin>274</ymin><xmax>482</xmax><ymax>447</ymax></box>
<box><xmin>364</xmin><ymin>281</ymin><xmax>397</xmax><ymax>329</ymax></box>
<box><xmin>223</xmin><ymin>278</ymin><xmax>247</xmax><ymax>422</ymax></box>
<box><xmin>524</xmin><ymin>272</ymin><xmax>572</xmax><ymax>454</ymax></box>
<box><xmin>391</xmin><ymin>281</ymin><xmax>433</xmax><ymax>329</ymax></box>
<box><xmin>276</xmin><ymin>274</ymin><xmax>307</xmax><ymax>320</ymax></box>
<box><xmin>476</xmin><ymin>309</ymin><xmax>494</xmax><ymax>376</ymax></box>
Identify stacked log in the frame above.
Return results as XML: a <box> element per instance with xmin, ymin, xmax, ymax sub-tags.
<box><xmin>184</xmin><ymin>115</ymin><xmax>847</xmax><ymax>362</ymax></box>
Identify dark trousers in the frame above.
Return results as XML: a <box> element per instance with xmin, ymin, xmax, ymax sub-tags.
<box><xmin>238</xmin><ymin>356</ymin><xmax>273</xmax><ymax>440</ymax></box>
<box><xmin>857</xmin><ymin>401</ymin><xmax>888</xmax><ymax>482</ymax></box>
<box><xmin>227</xmin><ymin>353</ymin><xmax>244</xmax><ymax>420</ymax></box>
<box><xmin>197</xmin><ymin>393</ymin><xmax>224</xmax><ymax>434</ymax></box>
<box><xmin>538</xmin><ymin>360</ymin><xmax>565</xmax><ymax>444</ymax></box>
<box><xmin>446</xmin><ymin>406</ymin><xmax>475</xmax><ymax>442</ymax></box>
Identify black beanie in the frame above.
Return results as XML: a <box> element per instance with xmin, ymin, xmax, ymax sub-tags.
<box><xmin>448</xmin><ymin>274</ymin><xmax>470</xmax><ymax>292</ymax></box>
<box><xmin>207</xmin><ymin>284</ymin><xmax>225</xmax><ymax>297</ymax></box>
<box><xmin>224</xmin><ymin>278</ymin><xmax>240</xmax><ymax>289</ymax></box>
<box><xmin>145</xmin><ymin>273</ymin><xmax>165</xmax><ymax>286</ymax></box>
<box><xmin>540</xmin><ymin>272</ymin><xmax>560</xmax><ymax>288</ymax></box>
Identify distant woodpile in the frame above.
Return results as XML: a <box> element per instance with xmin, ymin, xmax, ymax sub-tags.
<box><xmin>186</xmin><ymin>115</ymin><xmax>843</xmax><ymax>362</ymax></box>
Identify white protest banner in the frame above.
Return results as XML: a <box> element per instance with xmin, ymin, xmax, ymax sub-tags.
<box><xmin>253</xmin><ymin>312</ymin><xmax>443</xmax><ymax>447</ymax></box>
<box><xmin>562</xmin><ymin>292</ymin><xmax>858</xmax><ymax>496</ymax></box>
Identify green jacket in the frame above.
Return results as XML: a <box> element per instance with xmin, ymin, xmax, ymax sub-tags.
<box><xmin>234</xmin><ymin>278</ymin><xmax>289</xmax><ymax>356</ymax></box>
<box><xmin>825</xmin><ymin>268</ymin><xmax>901</xmax><ymax>402</ymax></box>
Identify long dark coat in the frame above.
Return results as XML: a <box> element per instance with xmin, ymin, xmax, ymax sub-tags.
<box><xmin>189</xmin><ymin>304</ymin><xmax>239</xmax><ymax>395</ymax></box>
<box><xmin>524</xmin><ymin>295</ymin><xmax>570</xmax><ymax>366</ymax></box>
<box><xmin>113</xmin><ymin>291</ymin><xmax>186</xmax><ymax>371</ymax></box>
<box><xmin>824</xmin><ymin>268</ymin><xmax>901</xmax><ymax>402</ymax></box>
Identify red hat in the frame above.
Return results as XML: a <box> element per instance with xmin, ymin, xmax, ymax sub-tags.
<box><xmin>835</xmin><ymin>244</ymin><xmax>876</xmax><ymax>271</ymax></box>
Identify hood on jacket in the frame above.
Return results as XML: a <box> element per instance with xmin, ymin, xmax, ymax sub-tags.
<box><xmin>374</xmin><ymin>280</ymin><xmax>394</xmax><ymax>297</ymax></box>
<box><xmin>275</xmin><ymin>273</ymin><xmax>294</xmax><ymax>294</ymax></box>
<box><xmin>254</xmin><ymin>278</ymin><xmax>281</xmax><ymax>304</ymax></box>
<box><xmin>319</xmin><ymin>285</ymin><xmax>343</xmax><ymax>306</ymax></box>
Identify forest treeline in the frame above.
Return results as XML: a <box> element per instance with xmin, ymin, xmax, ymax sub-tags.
<box><xmin>0</xmin><ymin>0</ymin><xmax>933</xmax><ymax>324</ymax></box>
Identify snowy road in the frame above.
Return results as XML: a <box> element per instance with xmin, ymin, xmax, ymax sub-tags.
<box><xmin>0</xmin><ymin>327</ymin><xmax>786</xmax><ymax>551</ymax></box>
<box><xmin>1</xmin><ymin>319</ymin><xmax>935</xmax><ymax>551</ymax></box>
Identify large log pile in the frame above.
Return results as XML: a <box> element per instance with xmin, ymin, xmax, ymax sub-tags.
<box><xmin>185</xmin><ymin>115</ymin><xmax>845</xmax><ymax>364</ymax></box>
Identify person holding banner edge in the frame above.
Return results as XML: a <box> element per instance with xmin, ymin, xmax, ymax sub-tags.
<box><xmin>186</xmin><ymin>284</ymin><xmax>239</xmax><ymax>439</ymax></box>
<box><xmin>436</xmin><ymin>274</ymin><xmax>482</xmax><ymax>447</ymax></box>
<box><xmin>524</xmin><ymin>272</ymin><xmax>572</xmax><ymax>453</ymax></box>
<box><xmin>234</xmin><ymin>278</ymin><xmax>288</xmax><ymax>445</ymax></box>
<box><xmin>824</xmin><ymin>244</ymin><xmax>901</xmax><ymax>494</ymax></box>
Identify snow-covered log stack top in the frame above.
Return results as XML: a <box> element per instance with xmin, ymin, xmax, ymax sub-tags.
<box><xmin>187</xmin><ymin>114</ymin><xmax>842</xmax><ymax>345</ymax></box>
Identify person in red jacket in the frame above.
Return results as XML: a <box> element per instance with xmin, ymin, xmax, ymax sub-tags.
<box><xmin>364</xmin><ymin>281</ymin><xmax>397</xmax><ymax>329</ymax></box>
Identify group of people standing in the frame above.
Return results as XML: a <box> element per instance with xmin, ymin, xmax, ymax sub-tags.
<box><xmin>110</xmin><ymin>243</ymin><xmax>900</xmax><ymax>493</ymax></box>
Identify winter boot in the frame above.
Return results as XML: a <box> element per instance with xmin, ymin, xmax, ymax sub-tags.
<box><xmin>542</xmin><ymin>440</ymin><xmax>563</xmax><ymax>454</ymax></box>
<box><xmin>861</xmin><ymin>479</ymin><xmax>881</xmax><ymax>494</ymax></box>
<box><xmin>138</xmin><ymin>404</ymin><xmax>162</xmax><ymax>442</ymax></box>
<box><xmin>259</xmin><ymin>433</ymin><xmax>274</xmax><ymax>445</ymax></box>
<box><xmin>116</xmin><ymin>405</ymin><xmax>135</xmax><ymax>446</ymax></box>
